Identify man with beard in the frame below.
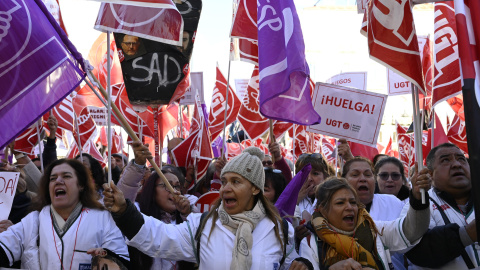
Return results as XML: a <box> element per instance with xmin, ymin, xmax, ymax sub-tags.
<box><xmin>406</xmin><ymin>143</ymin><xmax>478</xmax><ymax>269</ymax></box>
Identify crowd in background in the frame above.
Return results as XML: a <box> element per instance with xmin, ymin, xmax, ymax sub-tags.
<box><xmin>0</xmin><ymin>116</ymin><xmax>475</xmax><ymax>270</ymax></box>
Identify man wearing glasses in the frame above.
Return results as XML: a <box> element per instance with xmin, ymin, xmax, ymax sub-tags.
<box><xmin>121</xmin><ymin>35</ymin><xmax>141</xmax><ymax>57</ymax></box>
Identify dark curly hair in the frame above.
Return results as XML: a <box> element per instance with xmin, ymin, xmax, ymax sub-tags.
<box><xmin>75</xmin><ymin>153</ymin><xmax>105</xmax><ymax>189</ymax></box>
<box><xmin>32</xmin><ymin>159</ymin><xmax>103</xmax><ymax>211</ymax></box>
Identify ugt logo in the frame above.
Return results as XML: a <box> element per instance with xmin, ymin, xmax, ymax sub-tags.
<box><xmin>372</xmin><ymin>0</ymin><xmax>415</xmax><ymax>46</ymax></box>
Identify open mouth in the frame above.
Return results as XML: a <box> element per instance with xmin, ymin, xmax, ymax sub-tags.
<box><xmin>55</xmin><ymin>189</ymin><xmax>66</xmax><ymax>198</ymax></box>
<box><xmin>343</xmin><ymin>215</ymin><xmax>355</xmax><ymax>224</ymax></box>
<box><xmin>224</xmin><ymin>198</ymin><xmax>237</xmax><ymax>207</ymax></box>
<box><xmin>452</xmin><ymin>171</ymin><xmax>465</xmax><ymax>177</ymax></box>
<box><xmin>357</xmin><ymin>185</ymin><xmax>369</xmax><ymax>192</ymax></box>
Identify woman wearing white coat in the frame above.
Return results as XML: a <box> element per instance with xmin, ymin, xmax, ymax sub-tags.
<box><xmin>0</xmin><ymin>159</ymin><xmax>129</xmax><ymax>269</ymax></box>
<box><xmin>104</xmin><ymin>147</ymin><xmax>313</xmax><ymax>270</ymax></box>
<box><xmin>299</xmin><ymin>176</ymin><xmax>431</xmax><ymax>270</ymax></box>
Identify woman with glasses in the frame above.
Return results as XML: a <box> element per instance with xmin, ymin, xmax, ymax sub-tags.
<box><xmin>130</xmin><ymin>167</ymin><xmax>193</xmax><ymax>269</ymax></box>
<box><xmin>375</xmin><ymin>157</ymin><xmax>410</xmax><ymax>203</ymax></box>
<box><xmin>102</xmin><ymin>147</ymin><xmax>312</xmax><ymax>269</ymax></box>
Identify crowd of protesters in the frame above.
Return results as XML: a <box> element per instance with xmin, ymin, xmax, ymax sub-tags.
<box><xmin>0</xmin><ymin>117</ymin><xmax>476</xmax><ymax>269</ymax></box>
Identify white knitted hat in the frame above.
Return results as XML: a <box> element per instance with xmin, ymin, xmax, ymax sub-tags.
<box><xmin>221</xmin><ymin>147</ymin><xmax>265</xmax><ymax>192</ymax></box>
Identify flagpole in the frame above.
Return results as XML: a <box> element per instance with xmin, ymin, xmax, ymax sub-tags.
<box><xmin>269</xmin><ymin>119</ymin><xmax>275</xmax><ymax>163</ymax></box>
<box><xmin>179</xmin><ymin>105</ymin><xmax>183</xmax><ymax>138</ymax></box>
<box><xmin>82</xmin><ymin>79</ymin><xmax>123</xmax><ymax>127</ymax></box>
<box><xmin>74</xmin><ymin>113</ymin><xmax>83</xmax><ymax>159</ymax></box>
<box><xmin>431</xmin><ymin>108</ymin><xmax>435</xmax><ymax>149</ymax></box>
<box><xmin>35</xmin><ymin>120</ymin><xmax>44</xmax><ymax>174</ymax></box>
<box><xmin>153</xmin><ymin>106</ymin><xmax>160</xmax><ymax>166</ymax></box>
<box><xmin>411</xmin><ymin>85</ymin><xmax>426</xmax><ymax>203</ymax></box>
<box><xmin>85</xmin><ymin>72</ymin><xmax>176</xmax><ymax>193</ymax></box>
<box><xmin>334</xmin><ymin>139</ymin><xmax>338</xmax><ymax>175</ymax></box>
<box><xmin>221</xmin><ymin>56</ymin><xmax>233</xmax><ymax>158</ymax></box>
<box><xmin>107</xmin><ymin>32</ymin><xmax>112</xmax><ymax>184</ymax></box>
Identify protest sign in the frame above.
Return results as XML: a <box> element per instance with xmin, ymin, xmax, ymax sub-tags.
<box><xmin>0</xmin><ymin>172</ymin><xmax>20</xmax><ymax>220</ymax></box>
<box><xmin>326</xmin><ymin>72</ymin><xmax>367</xmax><ymax>90</ymax></box>
<box><xmin>387</xmin><ymin>69</ymin><xmax>413</xmax><ymax>96</ymax></box>
<box><xmin>180</xmin><ymin>72</ymin><xmax>204</xmax><ymax>105</ymax></box>
<box><xmin>307</xmin><ymin>83</ymin><xmax>387</xmax><ymax>147</ymax></box>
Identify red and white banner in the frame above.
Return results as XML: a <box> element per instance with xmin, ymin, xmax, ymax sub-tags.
<box><xmin>179</xmin><ymin>72</ymin><xmax>204</xmax><ymax>105</ymax></box>
<box><xmin>208</xmin><ymin>66</ymin><xmax>241</xmax><ymax>141</ymax></box>
<box><xmin>326</xmin><ymin>72</ymin><xmax>367</xmax><ymax>90</ymax></box>
<box><xmin>447</xmin><ymin>115</ymin><xmax>468</xmax><ymax>154</ymax></box>
<box><xmin>195</xmin><ymin>191</ymin><xmax>220</xmax><ymax>213</ymax></box>
<box><xmin>94</xmin><ymin>2</ymin><xmax>183</xmax><ymax>46</ymax></box>
<box><xmin>432</xmin><ymin>1</ymin><xmax>462</xmax><ymax>106</ymax></box>
<box><xmin>368</xmin><ymin>0</ymin><xmax>425</xmax><ymax>94</ymax></box>
<box><xmin>230</xmin><ymin>0</ymin><xmax>258</xmax><ymax>65</ymax></box>
<box><xmin>171</xmin><ymin>94</ymin><xmax>212</xmax><ymax>183</ymax></box>
<box><xmin>234</xmin><ymin>79</ymin><xmax>249</xmax><ymax>101</ymax></box>
<box><xmin>88</xmin><ymin>33</ymin><xmax>124</xmax><ymax>90</ymax></box>
<box><xmin>356</xmin><ymin>0</ymin><xmax>368</xmax><ymax>14</ymax></box>
<box><xmin>308</xmin><ymin>83</ymin><xmax>387</xmax><ymax>147</ymax></box>
<box><xmin>237</xmin><ymin>67</ymin><xmax>269</xmax><ymax>140</ymax></box>
<box><xmin>14</xmin><ymin>121</ymin><xmax>43</xmax><ymax>155</ymax></box>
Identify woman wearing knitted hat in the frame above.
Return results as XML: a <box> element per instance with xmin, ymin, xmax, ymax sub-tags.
<box><xmin>103</xmin><ymin>146</ymin><xmax>313</xmax><ymax>270</ymax></box>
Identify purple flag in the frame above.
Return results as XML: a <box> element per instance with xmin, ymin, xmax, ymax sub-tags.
<box><xmin>258</xmin><ymin>0</ymin><xmax>321</xmax><ymax>125</ymax></box>
<box><xmin>275</xmin><ymin>164</ymin><xmax>311</xmax><ymax>218</ymax></box>
<box><xmin>0</xmin><ymin>0</ymin><xmax>85</xmax><ymax>150</ymax></box>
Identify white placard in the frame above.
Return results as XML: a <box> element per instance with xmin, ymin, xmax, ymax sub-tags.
<box><xmin>0</xmin><ymin>172</ymin><xmax>21</xmax><ymax>220</ymax></box>
<box><xmin>234</xmin><ymin>79</ymin><xmax>249</xmax><ymax>101</ymax></box>
<box><xmin>326</xmin><ymin>72</ymin><xmax>367</xmax><ymax>90</ymax></box>
<box><xmin>307</xmin><ymin>83</ymin><xmax>387</xmax><ymax>146</ymax></box>
<box><xmin>387</xmin><ymin>69</ymin><xmax>414</xmax><ymax>96</ymax></box>
<box><xmin>88</xmin><ymin>107</ymin><xmax>107</xmax><ymax>126</ymax></box>
<box><xmin>180</xmin><ymin>72</ymin><xmax>204</xmax><ymax>105</ymax></box>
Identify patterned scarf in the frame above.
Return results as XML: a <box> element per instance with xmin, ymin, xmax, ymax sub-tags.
<box><xmin>311</xmin><ymin>208</ymin><xmax>379</xmax><ymax>269</ymax></box>
<box><xmin>218</xmin><ymin>201</ymin><xmax>266</xmax><ymax>270</ymax></box>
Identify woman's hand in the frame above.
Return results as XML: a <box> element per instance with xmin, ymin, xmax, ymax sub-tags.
<box><xmin>173</xmin><ymin>192</ymin><xmax>191</xmax><ymax>216</ymax></box>
<box><xmin>132</xmin><ymin>141</ymin><xmax>152</xmax><ymax>166</ymax></box>
<box><xmin>0</xmin><ymin>220</ymin><xmax>13</xmax><ymax>233</ymax></box>
<box><xmin>410</xmin><ymin>163</ymin><xmax>432</xmax><ymax>201</ymax></box>
<box><xmin>288</xmin><ymin>260</ymin><xmax>310</xmax><ymax>270</ymax></box>
<box><xmin>102</xmin><ymin>182</ymin><xmax>127</xmax><ymax>215</ymax></box>
<box><xmin>330</xmin><ymin>258</ymin><xmax>363</xmax><ymax>270</ymax></box>
<box><xmin>297</xmin><ymin>180</ymin><xmax>314</xmax><ymax>204</ymax></box>
<box><xmin>338</xmin><ymin>139</ymin><xmax>354</xmax><ymax>162</ymax></box>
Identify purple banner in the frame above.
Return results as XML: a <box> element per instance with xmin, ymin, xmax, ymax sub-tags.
<box><xmin>0</xmin><ymin>0</ymin><xmax>85</xmax><ymax>150</ymax></box>
<box><xmin>258</xmin><ymin>0</ymin><xmax>321</xmax><ymax>126</ymax></box>
<box><xmin>275</xmin><ymin>164</ymin><xmax>311</xmax><ymax>219</ymax></box>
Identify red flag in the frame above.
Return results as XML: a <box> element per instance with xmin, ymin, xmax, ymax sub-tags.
<box><xmin>292</xmin><ymin>125</ymin><xmax>309</xmax><ymax>159</ymax></box>
<box><xmin>226</xmin><ymin>143</ymin><xmax>243</xmax><ymax>160</ymax></box>
<box><xmin>433</xmin><ymin>113</ymin><xmax>449</xmax><ymax>146</ymax></box>
<box><xmin>72</xmin><ymin>95</ymin><xmax>98</xmax><ymax>147</ymax></box>
<box><xmin>158</xmin><ymin>103</ymin><xmax>179</xmax><ymax>143</ymax></box>
<box><xmin>273</xmin><ymin>121</ymin><xmax>293</xmax><ymax>140</ymax></box>
<box><xmin>447</xmin><ymin>94</ymin><xmax>465</xmax><ymax>121</ymax></box>
<box><xmin>397</xmin><ymin>122</ymin><xmax>414</xmax><ymax>173</ymax></box>
<box><xmin>349</xmin><ymin>142</ymin><xmax>379</xmax><ymax>162</ymax></box>
<box><xmin>42</xmin><ymin>0</ymin><xmax>68</xmax><ymax>35</ymax></box>
<box><xmin>171</xmin><ymin>95</ymin><xmax>212</xmax><ymax>183</ymax></box>
<box><xmin>88</xmin><ymin>33</ymin><xmax>124</xmax><ymax>90</ymax></box>
<box><xmin>50</xmin><ymin>94</ymin><xmax>75</xmax><ymax>137</ymax></box>
<box><xmin>208</xmin><ymin>66</ymin><xmax>241</xmax><ymax>141</ymax></box>
<box><xmin>94</xmin><ymin>1</ymin><xmax>183</xmax><ymax>46</ymax></box>
<box><xmin>68</xmin><ymin>139</ymin><xmax>106</xmax><ymax>168</ymax></box>
<box><xmin>432</xmin><ymin>1</ymin><xmax>462</xmax><ymax>106</ymax></box>
<box><xmin>320</xmin><ymin>135</ymin><xmax>336</xmax><ymax>164</ymax></box>
<box><xmin>367</xmin><ymin>0</ymin><xmax>425</xmax><ymax>94</ymax></box>
<box><xmin>97</xmin><ymin>126</ymin><xmax>108</xmax><ymax>146</ymax></box>
<box><xmin>14</xmin><ymin>121</ymin><xmax>43</xmax><ymax>155</ymax></box>
<box><xmin>237</xmin><ymin>67</ymin><xmax>269</xmax><ymax>140</ymax></box>
<box><xmin>111</xmin><ymin>83</ymin><xmax>155</xmax><ymax>140</ymax></box>
<box><xmin>384</xmin><ymin>137</ymin><xmax>393</xmax><ymax>156</ymax></box>
<box><xmin>420</xmin><ymin>37</ymin><xmax>433</xmax><ymax>111</ymax></box>
<box><xmin>447</xmin><ymin>115</ymin><xmax>468</xmax><ymax>154</ymax></box>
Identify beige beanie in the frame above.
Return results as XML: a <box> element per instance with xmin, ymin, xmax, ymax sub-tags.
<box><xmin>221</xmin><ymin>146</ymin><xmax>265</xmax><ymax>192</ymax></box>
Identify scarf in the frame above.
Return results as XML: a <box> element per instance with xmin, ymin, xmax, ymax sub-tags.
<box><xmin>51</xmin><ymin>202</ymin><xmax>83</xmax><ymax>237</ymax></box>
<box><xmin>218</xmin><ymin>201</ymin><xmax>266</xmax><ymax>270</ymax></box>
<box><xmin>311</xmin><ymin>208</ymin><xmax>379</xmax><ymax>270</ymax></box>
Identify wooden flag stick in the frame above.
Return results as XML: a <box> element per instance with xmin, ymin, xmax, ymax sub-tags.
<box><xmin>269</xmin><ymin>119</ymin><xmax>275</xmax><ymax>164</ymax></box>
<box><xmin>86</xmin><ymin>71</ymin><xmax>175</xmax><ymax>193</ymax></box>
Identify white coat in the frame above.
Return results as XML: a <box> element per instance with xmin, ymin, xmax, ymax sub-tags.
<box><xmin>0</xmin><ymin>206</ymin><xmax>129</xmax><ymax>269</ymax></box>
<box><xmin>299</xmin><ymin>215</ymin><xmax>419</xmax><ymax>270</ymax></box>
<box><xmin>127</xmin><ymin>212</ymin><xmax>299</xmax><ymax>270</ymax></box>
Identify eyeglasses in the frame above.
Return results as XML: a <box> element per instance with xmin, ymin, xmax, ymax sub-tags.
<box><xmin>378</xmin><ymin>172</ymin><xmax>402</xmax><ymax>181</ymax></box>
<box><xmin>122</xmin><ymin>42</ymin><xmax>139</xmax><ymax>47</ymax></box>
<box><xmin>264</xmin><ymin>167</ymin><xmax>282</xmax><ymax>174</ymax></box>
<box><xmin>262</xmin><ymin>161</ymin><xmax>273</xmax><ymax>166</ymax></box>
<box><xmin>156</xmin><ymin>183</ymin><xmax>181</xmax><ymax>192</ymax></box>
